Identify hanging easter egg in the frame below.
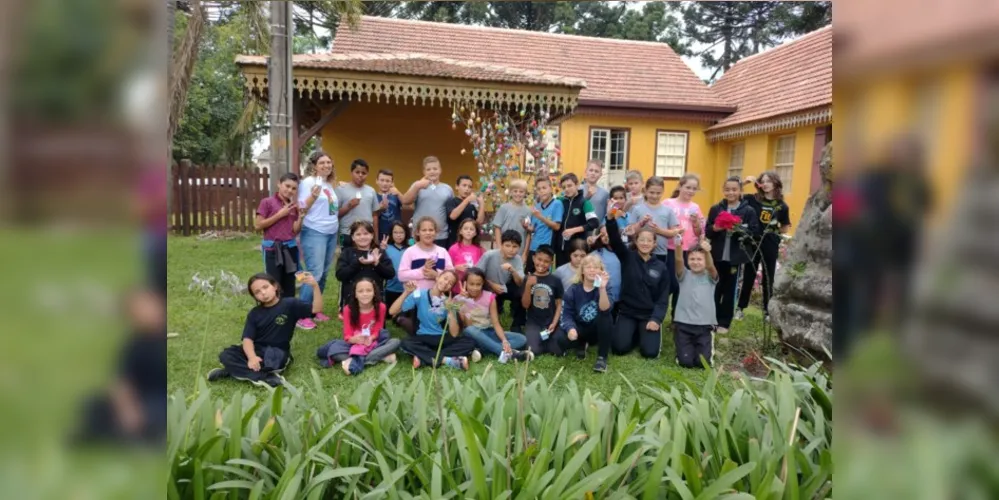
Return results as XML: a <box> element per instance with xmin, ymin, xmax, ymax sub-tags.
<box><xmin>519</xmin><ymin>109</ymin><xmax>525</xmax><ymax>117</ymax></box>
<box><xmin>478</xmin><ymin>162</ymin><xmax>484</xmax><ymax>168</ymax></box>
<box><xmin>460</xmin><ymin>106</ymin><xmax>465</xmax><ymax>112</ymax></box>
<box><xmin>469</xmin><ymin>111</ymin><xmax>476</xmax><ymax>119</ymax></box>
<box><xmin>460</xmin><ymin>148</ymin><xmax>466</xmax><ymax>155</ymax></box>
<box><xmin>451</xmin><ymin>123</ymin><xmax>457</xmax><ymax>130</ymax></box>
<box><xmin>531</xmin><ymin>120</ymin><xmax>537</xmax><ymax>128</ymax></box>
<box><xmin>451</xmin><ymin>113</ymin><xmax>457</xmax><ymax>120</ymax></box>
<box><xmin>465</xmin><ymin>128</ymin><xmax>472</xmax><ymax>136</ymax></box>
<box><xmin>476</xmin><ymin>117</ymin><xmax>482</xmax><ymax>123</ymax></box>
<box><xmin>540</xmin><ymin>128</ymin><xmax>546</xmax><ymax>135</ymax></box>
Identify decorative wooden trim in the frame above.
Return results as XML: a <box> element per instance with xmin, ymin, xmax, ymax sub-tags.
<box><xmin>653</xmin><ymin>129</ymin><xmax>690</xmax><ymax>179</ymax></box>
<box><xmin>574</xmin><ymin>105</ymin><xmax>722</xmax><ymax>123</ymax></box>
<box><xmin>241</xmin><ymin>67</ymin><xmax>580</xmax><ymax>113</ymax></box>
<box><xmin>707</xmin><ymin>106</ymin><xmax>832</xmax><ymax>142</ymax></box>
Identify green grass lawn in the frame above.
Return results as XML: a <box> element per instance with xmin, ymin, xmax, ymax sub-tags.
<box><xmin>168</xmin><ymin>235</ymin><xmax>772</xmax><ymax>400</ymax></box>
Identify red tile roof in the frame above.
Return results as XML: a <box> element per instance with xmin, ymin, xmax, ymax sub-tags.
<box><xmin>330</xmin><ymin>16</ymin><xmax>733</xmax><ymax>112</ymax></box>
<box><xmin>709</xmin><ymin>26</ymin><xmax>832</xmax><ymax>130</ymax></box>
<box><xmin>235</xmin><ymin>52</ymin><xmax>587</xmax><ymax>88</ymax></box>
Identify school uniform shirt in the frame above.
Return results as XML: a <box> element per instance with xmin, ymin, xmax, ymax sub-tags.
<box><xmin>525</xmin><ymin>273</ymin><xmax>564</xmax><ymax>327</ymax></box>
<box><xmin>334</xmin><ymin>247</ymin><xmax>396</xmax><ymax>295</ymax></box>
<box><xmin>628</xmin><ymin>202</ymin><xmax>680</xmax><ymax>255</ymax></box>
<box><xmin>298</xmin><ymin>176</ymin><xmax>339</xmax><ymax>234</ymax></box>
<box><xmin>457</xmin><ymin>291</ymin><xmax>495</xmax><ymax>329</ymax></box>
<box><xmin>742</xmin><ymin>194</ymin><xmax>791</xmax><ymax>249</ymax></box>
<box><xmin>376</xmin><ymin>192</ymin><xmax>402</xmax><ymax>233</ymax></box>
<box><xmin>704</xmin><ymin>199</ymin><xmax>758</xmax><ymax>266</ymax></box>
<box><xmin>444</xmin><ymin>196</ymin><xmax>481</xmax><ymax>247</ymax></box>
<box><xmin>560</xmin><ymin>283</ymin><xmax>608</xmax><ymax>332</ymax></box>
<box><xmin>492</xmin><ymin>202</ymin><xmax>533</xmax><ymax>241</ymax></box>
<box><xmin>256</xmin><ymin>194</ymin><xmax>299</xmax><ymax>244</ymax></box>
<box><xmin>334</xmin><ymin>183</ymin><xmax>380</xmax><ymax>235</ymax></box>
<box><xmin>411</xmin><ymin>181</ymin><xmax>454</xmax><ymax>240</ymax></box>
<box><xmin>553</xmin><ymin>263</ymin><xmax>578</xmax><ymax>291</ymax></box>
<box><xmin>384</xmin><ymin>244</ymin><xmax>406</xmax><ymax>293</ymax></box>
<box><xmin>448</xmin><ymin>242</ymin><xmax>485</xmax><ymax>294</ymax></box>
<box><xmin>341</xmin><ymin>303</ymin><xmax>387</xmax><ymax>356</ymax></box>
<box><xmin>605</xmin><ymin>218</ymin><xmax>670</xmax><ymax>324</ymax></box>
<box><xmin>478</xmin><ymin>249</ymin><xmax>524</xmax><ymax>294</ymax></box>
<box><xmin>581</xmin><ymin>182</ymin><xmax>610</xmax><ymax>222</ymax></box>
<box><xmin>242</xmin><ymin>298</ymin><xmax>314</xmax><ymax>352</ymax></box>
<box><xmin>530</xmin><ymin>197</ymin><xmax>564</xmax><ymax>251</ymax></box>
<box><xmin>662</xmin><ymin>198</ymin><xmax>704</xmax><ymax>252</ymax></box>
<box><xmin>397</xmin><ymin>244</ymin><xmax>453</xmax><ymax>290</ymax></box>
<box><xmin>591</xmin><ymin>247</ymin><xmax>621</xmax><ymax>302</ymax></box>
<box><xmin>555</xmin><ymin>194</ymin><xmax>599</xmax><ymax>252</ymax></box>
<box><xmin>401</xmin><ymin>291</ymin><xmax>452</xmax><ymax>335</ymax></box>
<box><xmin>674</xmin><ymin>270</ymin><xmax>718</xmax><ymax>326</ymax></box>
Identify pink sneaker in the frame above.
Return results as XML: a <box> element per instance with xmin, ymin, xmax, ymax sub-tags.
<box><xmin>296</xmin><ymin>318</ymin><xmax>316</xmax><ymax>330</ymax></box>
<box><xmin>314</xmin><ymin>313</ymin><xmax>331</xmax><ymax>322</ymax></box>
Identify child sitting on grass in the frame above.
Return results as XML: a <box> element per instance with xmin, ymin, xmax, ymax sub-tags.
<box><xmin>673</xmin><ymin>237</ymin><xmax>719</xmax><ymax>368</ymax></box>
<box><xmin>315</xmin><ymin>278</ymin><xmax>401</xmax><ymax>375</ymax></box>
<box><xmin>478</xmin><ymin>229</ymin><xmax>527</xmax><ymax>332</ymax></box>
<box><xmin>553</xmin><ymin>238</ymin><xmax>589</xmax><ymax>291</ymax></box>
<box><xmin>208</xmin><ymin>272</ymin><xmax>323</xmax><ymax>388</ymax></box>
<box><xmin>561</xmin><ymin>255</ymin><xmax>614</xmax><ymax>373</ymax></box>
<box><xmin>457</xmin><ymin>268</ymin><xmax>532</xmax><ymax>363</ymax></box>
<box><xmin>391</xmin><ymin>271</ymin><xmax>476</xmax><ymax>370</ymax></box>
<box><xmin>521</xmin><ymin>245</ymin><xmax>566</xmax><ymax>356</ymax></box>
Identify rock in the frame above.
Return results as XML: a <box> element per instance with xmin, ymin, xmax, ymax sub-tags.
<box><xmin>769</xmin><ymin>142</ymin><xmax>833</xmax><ymax>358</ymax></box>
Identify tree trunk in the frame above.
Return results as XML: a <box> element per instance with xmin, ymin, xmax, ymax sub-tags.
<box><xmin>166</xmin><ymin>0</ymin><xmax>175</xmax><ymax>222</ymax></box>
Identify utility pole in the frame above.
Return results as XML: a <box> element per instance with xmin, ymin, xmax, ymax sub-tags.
<box><xmin>268</xmin><ymin>0</ymin><xmax>294</xmax><ymax>194</ymax></box>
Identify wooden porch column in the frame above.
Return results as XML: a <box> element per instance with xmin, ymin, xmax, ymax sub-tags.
<box><xmin>294</xmin><ymin>99</ymin><xmax>349</xmax><ymax>173</ymax></box>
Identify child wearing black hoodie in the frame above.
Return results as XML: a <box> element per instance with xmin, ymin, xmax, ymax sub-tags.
<box><xmin>553</xmin><ymin>173</ymin><xmax>599</xmax><ymax>267</ymax></box>
<box><xmin>605</xmin><ymin>214</ymin><xmax>671</xmax><ymax>358</ymax></box>
<box><xmin>335</xmin><ymin>220</ymin><xmax>395</xmax><ymax>309</ymax></box>
<box><xmin>703</xmin><ymin>177</ymin><xmax>759</xmax><ymax>333</ymax></box>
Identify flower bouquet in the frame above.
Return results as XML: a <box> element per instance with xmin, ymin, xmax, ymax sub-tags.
<box><xmin>714</xmin><ymin>211</ymin><xmax>743</xmax><ymax>232</ymax></box>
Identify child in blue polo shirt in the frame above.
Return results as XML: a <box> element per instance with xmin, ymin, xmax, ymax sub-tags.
<box><xmin>526</xmin><ymin>176</ymin><xmax>563</xmax><ymax>273</ymax></box>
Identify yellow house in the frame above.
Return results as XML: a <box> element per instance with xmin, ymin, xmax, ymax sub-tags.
<box><xmin>237</xmin><ymin>16</ymin><xmax>833</xmax><ymax>227</ymax></box>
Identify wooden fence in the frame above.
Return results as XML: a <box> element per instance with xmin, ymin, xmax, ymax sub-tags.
<box><xmin>172</xmin><ymin>160</ymin><xmax>270</xmax><ymax>236</ymax></box>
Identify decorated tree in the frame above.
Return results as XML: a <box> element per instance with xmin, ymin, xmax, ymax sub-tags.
<box><xmin>449</xmin><ymin>104</ymin><xmax>562</xmax><ymax>218</ymax></box>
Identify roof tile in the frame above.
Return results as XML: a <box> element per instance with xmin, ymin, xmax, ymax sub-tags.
<box><xmin>709</xmin><ymin>26</ymin><xmax>832</xmax><ymax>129</ymax></box>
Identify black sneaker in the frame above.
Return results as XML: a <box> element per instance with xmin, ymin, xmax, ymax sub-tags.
<box><xmin>575</xmin><ymin>346</ymin><xmax>586</xmax><ymax>360</ymax></box>
<box><xmin>511</xmin><ymin>350</ymin><xmax>534</xmax><ymax>362</ymax></box>
<box><xmin>206</xmin><ymin>368</ymin><xmax>230</xmax><ymax>382</ymax></box>
<box><xmin>593</xmin><ymin>357</ymin><xmax>608</xmax><ymax>373</ymax></box>
<box><xmin>252</xmin><ymin>373</ymin><xmax>284</xmax><ymax>388</ymax></box>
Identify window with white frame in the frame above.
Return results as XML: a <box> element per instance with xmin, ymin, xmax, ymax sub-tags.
<box><xmin>773</xmin><ymin>134</ymin><xmax>796</xmax><ymax>193</ymax></box>
<box><xmin>589</xmin><ymin>128</ymin><xmax>629</xmax><ymax>187</ymax></box>
<box><xmin>728</xmin><ymin>142</ymin><xmax>745</xmax><ymax>179</ymax></box>
<box><xmin>654</xmin><ymin>131</ymin><xmax>688</xmax><ymax>178</ymax></box>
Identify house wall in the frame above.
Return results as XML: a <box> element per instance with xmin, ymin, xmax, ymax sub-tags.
<box><xmin>558</xmin><ymin>115</ymin><xmax>717</xmax><ymax>209</ymax></box>
<box><xmin>319</xmin><ymin>100</ymin><xmax>477</xmax><ymax>191</ymax></box>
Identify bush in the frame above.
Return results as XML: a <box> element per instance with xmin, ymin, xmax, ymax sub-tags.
<box><xmin>168</xmin><ymin>362</ymin><xmax>832</xmax><ymax>499</ymax></box>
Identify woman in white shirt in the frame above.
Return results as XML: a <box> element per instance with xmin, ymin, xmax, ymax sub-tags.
<box><xmin>295</xmin><ymin>151</ymin><xmax>340</xmax><ymax>329</ymax></box>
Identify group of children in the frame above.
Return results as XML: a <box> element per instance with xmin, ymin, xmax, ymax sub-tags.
<box><xmin>207</xmin><ymin>152</ymin><xmax>792</xmax><ymax>387</ymax></box>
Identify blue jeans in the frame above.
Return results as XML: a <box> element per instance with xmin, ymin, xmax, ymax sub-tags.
<box><xmin>299</xmin><ymin>226</ymin><xmax>337</xmax><ymax>304</ymax></box>
<box><xmin>462</xmin><ymin>326</ymin><xmax>527</xmax><ymax>356</ymax></box>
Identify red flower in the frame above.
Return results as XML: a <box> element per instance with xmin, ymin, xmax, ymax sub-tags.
<box><xmin>715</xmin><ymin>211</ymin><xmax>742</xmax><ymax>231</ymax></box>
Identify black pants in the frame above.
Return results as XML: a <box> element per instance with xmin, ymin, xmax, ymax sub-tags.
<box><xmin>673</xmin><ymin>322</ymin><xmax>714</xmax><ymax>368</ymax></box>
<box><xmin>668</xmin><ymin>250</ymin><xmax>688</xmax><ymax>317</ymax></box>
<box><xmin>218</xmin><ymin>344</ymin><xmax>291</xmax><ymax>382</ymax></box>
<box><xmin>401</xmin><ymin>334</ymin><xmax>476</xmax><ymax>366</ymax></box>
<box><xmin>524</xmin><ymin>320</ymin><xmax>568</xmax><ymax>356</ymax></box>
<box><xmin>568</xmin><ymin>311</ymin><xmax>613</xmax><ymax>358</ymax></box>
<box><xmin>497</xmin><ymin>280</ymin><xmax>526</xmax><ymax>331</ymax></box>
<box><xmin>738</xmin><ymin>241</ymin><xmax>779</xmax><ymax>314</ymax></box>
<box><xmin>385</xmin><ymin>290</ymin><xmax>403</xmax><ymax>315</ymax></box>
<box><xmin>612</xmin><ymin>314</ymin><xmax>662</xmax><ymax>358</ymax></box>
<box><xmin>73</xmin><ymin>393</ymin><xmax>166</xmax><ymax>445</ymax></box>
<box><xmin>264</xmin><ymin>249</ymin><xmax>299</xmax><ymax>299</ymax></box>
<box><xmin>714</xmin><ymin>262</ymin><xmax>740</xmax><ymax>328</ymax></box>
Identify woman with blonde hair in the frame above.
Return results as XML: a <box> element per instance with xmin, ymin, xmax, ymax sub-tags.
<box><xmin>560</xmin><ymin>254</ymin><xmax>614</xmax><ymax>372</ymax></box>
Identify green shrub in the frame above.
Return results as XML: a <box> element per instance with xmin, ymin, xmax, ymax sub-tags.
<box><xmin>168</xmin><ymin>363</ymin><xmax>832</xmax><ymax>499</ymax></box>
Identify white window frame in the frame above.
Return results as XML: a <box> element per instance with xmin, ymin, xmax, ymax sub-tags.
<box><xmin>654</xmin><ymin>131</ymin><xmax>688</xmax><ymax>178</ymax></box>
<box><xmin>728</xmin><ymin>142</ymin><xmax>745</xmax><ymax>180</ymax></box>
<box><xmin>589</xmin><ymin>128</ymin><xmax>629</xmax><ymax>187</ymax></box>
<box><xmin>772</xmin><ymin>134</ymin><xmax>796</xmax><ymax>194</ymax></box>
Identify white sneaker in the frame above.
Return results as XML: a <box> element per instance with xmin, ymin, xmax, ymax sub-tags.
<box><xmin>382</xmin><ymin>354</ymin><xmax>397</xmax><ymax>364</ymax></box>
<box><xmin>734</xmin><ymin>309</ymin><xmax>744</xmax><ymax>321</ymax></box>
<box><xmin>471</xmin><ymin>349</ymin><xmax>482</xmax><ymax>363</ymax></box>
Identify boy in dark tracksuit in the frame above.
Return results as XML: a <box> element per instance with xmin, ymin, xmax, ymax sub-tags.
<box><xmin>553</xmin><ymin>173</ymin><xmax>599</xmax><ymax>267</ymax></box>
<box><xmin>704</xmin><ymin>179</ymin><xmax>759</xmax><ymax>331</ymax></box>
<box><xmin>605</xmin><ymin>217</ymin><xmax>670</xmax><ymax>358</ymax></box>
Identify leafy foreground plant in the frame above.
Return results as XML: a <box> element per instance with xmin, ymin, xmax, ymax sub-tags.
<box><xmin>168</xmin><ymin>362</ymin><xmax>832</xmax><ymax>499</ymax></box>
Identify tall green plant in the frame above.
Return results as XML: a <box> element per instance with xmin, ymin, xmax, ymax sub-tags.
<box><xmin>169</xmin><ymin>362</ymin><xmax>832</xmax><ymax>498</ymax></box>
